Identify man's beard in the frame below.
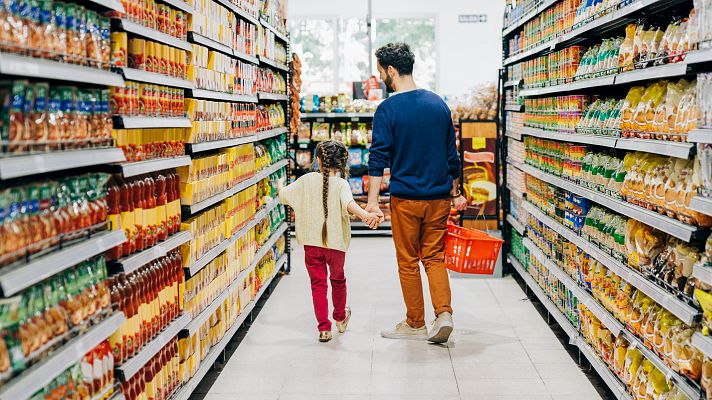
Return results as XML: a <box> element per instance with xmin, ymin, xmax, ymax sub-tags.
<box><xmin>384</xmin><ymin>75</ymin><xmax>395</xmax><ymax>93</ymax></box>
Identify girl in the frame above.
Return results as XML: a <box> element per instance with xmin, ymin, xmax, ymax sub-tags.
<box><xmin>279</xmin><ymin>140</ymin><xmax>380</xmax><ymax>342</ymax></box>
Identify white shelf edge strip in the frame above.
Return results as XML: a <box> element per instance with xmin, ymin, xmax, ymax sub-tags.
<box><xmin>118</xmin><ymin>20</ymin><xmax>192</xmax><ymax>51</ymax></box>
<box><xmin>694</xmin><ymin>264</ymin><xmax>712</xmax><ymax>288</ymax></box>
<box><xmin>688</xmin><ymin>129</ymin><xmax>712</xmax><ymax>144</ymax></box>
<box><xmin>187</xmin><ymin>127</ymin><xmax>288</xmax><ymax>153</ymax></box>
<box><xmin>114</xmin><ymin>231</ymin><xmax>193</xmax><ymax>274</ymax></box>
<box><xmin>523</xmin><ymin>236</ymin><xmax>701</xmax><ymax>399</ymax></box>
<box><xmin>506</xmin><ymin>214</ymin><xmax>525</xmax><ymax>235</ymax></box>
<box><xmin>189</xmin><ymin>32</ymin><xmax>234</xmax><ymax>56</ymax></box>
<box><xmin>0</xmin><ymin>230</ymin><xmax>126</xmax><ymax>296</ymax></box>
<box><xmin>120</xmin><ymin>156</ymin><xmax>192</xmax><ymax>178</ymax></box>
<box><xmin>119</xmin><ymin>67</ymin><xmax>193</xmax><ymax>89</ymax></box>
<box><xmin>508</xmin><ymin>255</ymin><xmax>631</xmax><ymax>400</ymax></box>
<box><xmin>692</xmin><ymin>332</ymin><xmax>712</xmax><ymax>359</ymax></box>
<box><xmin>0</xmin><ymin>148</ymin><xmax>126</xmax><ymax>180</ymax></box>
<box><xmin>186</xmin><ymin>159</ymin><xmax>288</xmax><ymax>215</ymax></box>
<box><xmin>689</xmin><ymin>196</ymin><xmax>712</xmax><ymax>218</ymax></box>
<box><xmin>519</xmin><ymin>163</ymin><xmax>698</xmax><ymax>242</ymax></box>
<box><xmin>185</xmin><ymin>221</ymin><xmax>287</xmax><ymax>333</ymax></box>
<box><xmin>260</xmin><ymin>18</ymin><xmax>289</xmax><ymax>42</ymax></box>
<box><xmin>187</xmin><ymin>88</ymin><xmax>258</xmax><ymax>103</ymax></box>
<box><xmin>116</xmin><ymin>116</ymin><xmax>193</xmax><ymax>129</ymax></box>
<box><xmin>0</xmin><ymin>53</ymin><xmax>124</xmax><ymax>87</ymax></box>
<box><xmin>0</xmin><ymin>312</ymin><xmax>125</xmax><ymax>400</ymax></box>
<box><xmin>116</xmin><ymin>313</ymin><xmax>191</xmax><ymax>380</ymax></box>
<box><xmin>523</xmin><ymin>200</ymin><xmax>699</xmax><ymax>325</ymax></box>
<box><xmin>301</xmin><ymin>112</ymin><xmax>375</xmax><ymax>119</ymax></box>
<box><xmin>173</xmin><ymin>257</ymin><xmax>284</xmax><ymax>400</ymax></box>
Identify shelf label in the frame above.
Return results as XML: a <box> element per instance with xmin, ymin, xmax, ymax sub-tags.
<box><xmin>316</xmin><ymin>118</ymin><xmax>324</xmax><ymax>122</ymax></box>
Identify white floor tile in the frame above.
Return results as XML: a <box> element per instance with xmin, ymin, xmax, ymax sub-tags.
<box><xmin>202</xmin><ymin>237</ymin><xmax>610</xmax><ymax>399</ymax></box>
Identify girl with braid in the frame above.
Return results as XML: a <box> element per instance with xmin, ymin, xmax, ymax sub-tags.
<box><xmin>278</xmin><ymin>140</ymin><xmax>381</xmax><ymax>342</ymax></box>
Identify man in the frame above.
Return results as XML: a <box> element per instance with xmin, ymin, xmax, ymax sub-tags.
<box><xmin>366</xmin><ymin>42</ymin><xmax>467</xmax><ymax>344</ymax></box>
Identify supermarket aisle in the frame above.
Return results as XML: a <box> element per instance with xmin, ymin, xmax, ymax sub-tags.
<box><xmin>200</xmin><ymin>237</ymin><xmax>606</xmax><ymax>400</ymax></box>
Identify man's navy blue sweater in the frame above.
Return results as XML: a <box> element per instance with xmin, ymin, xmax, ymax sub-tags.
<box><xmin>368</xmin><ymin>89</ymin><xmax>461</xmax><ymax>200</ymax></box>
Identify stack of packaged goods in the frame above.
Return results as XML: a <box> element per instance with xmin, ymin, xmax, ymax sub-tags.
<box><xmin>503</xmin><ymin>0</ymin><xmax>712</xmax><ymax>397</ymax></box>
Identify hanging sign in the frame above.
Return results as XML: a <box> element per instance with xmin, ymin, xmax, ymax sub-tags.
<box><xmin>458</xmin><ymin>14</ymin><xmax>487</xmax><ymax>23</ymax></box>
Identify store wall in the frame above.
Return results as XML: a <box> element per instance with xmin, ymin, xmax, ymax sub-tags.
<box><xmin>287</xmin><ymin>0</ymin><xmax>504</xmax><ymax>97</ymax></box>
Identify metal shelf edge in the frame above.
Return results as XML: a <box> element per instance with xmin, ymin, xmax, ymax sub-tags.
<box><xmin>119</xmin><ymin>67</ymin><xmax>193</xmax><ymax>89</ymax></box>
<box><xmin>0</xmin><ymin>148</ymin><xmax>127</xmax><ymax>180</ymax></box>
<box><xmin>0</xmin><ymin>230</ymin><xmax>126</xmax><ymax>296</ymax></box>
<box><xmin>115</xmin><ymin>116</ymin><xmax>193</xmax><ymax>129</ymax></box>
<box><xmin>120</xmin><ymin>156</ymin><xmax>192</xmax><ymax>178</ymax></box>
<box><xmin>506</xmin><ymin>214</ymin><xmax>525</xmax><ymax>235</ymax></box>
<box><xmin>688</xmin><ymin>129</ymin><xmax>712</xmax><ymax>144</ymax></box>
<box><xmin>113</xmin><ymin>231</ymin><xmax>192</xmax><ymax>274</ymax></box>
<box><xmin>0</xmin><ymin>53</ymin><xmax>124</xmax><ymax>87</ymax></box>
<box><xmin>117</xmin><ymin>19</ymin><xmax>192</xmax><ymax>51</ymax></box>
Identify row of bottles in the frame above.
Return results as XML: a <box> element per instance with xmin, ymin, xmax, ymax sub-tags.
<box><xmin>120</xmin><ymin>338</ymin><xmax>180</xmax><ymax>400</ymax></box>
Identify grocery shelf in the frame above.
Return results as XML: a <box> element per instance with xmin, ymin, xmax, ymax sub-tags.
<box><xmin>503</xmin><ymin>79</ymin><xmax>522</xmax><ymax>88</ymax></box>
<box><xmin>213</xmin><ymin>0</ymin><xmax>259</xmax><ymax>25</ymax></box>
<box><xmin>115</xmin><ymin>19</ymin><xmax>193</xmax><ymax>51</ymax></box>
<box><xmin>0</xmin><ymin>52</ymin><xmax>124</xmax><ymax>87</ymax></box>
<box><xmin>614</xmin><ymin>62</ymin><xmax>688</xmax><ymax>84</ymax></box>
<box><xmin>523</xmin><ymin>237</ymin><xmax>624</xmax><ymax>336</ymax></box>
<box><xmin>692</xmin><ymin>332</ymin><xmax>712</xmax><ymax>359</ymax></box>
<box><xmin>117</xmin><ymin>67</ymin><xmax>194</xmax><ymax>89</ymax></box>
<box><xmin>0</xmin><ymin>312</ymin><xmax>125</xmax><ymax>400</ymax></box>
<box><xmin>301</xmin><ymin>112</ymin><xmax>375</xmax><ymax>120</ymax></box>
<box><xmin>519</xmin><ymin>163</ymin><xmax>702</xmax><ymax>242</ymax></box>
<box><xmin>686</xmin><ymin>47</ymin><xmax>712</xmax><ymax>65</ymax></box>
<box><xmin>113</xmin><ymin>116</ymin><xmax>193</xmax><ymax>129</ymax></box>
<box><xmin>89</xmin><ymin>0</ymin><xmax>124</xmax><ymax>12</ymax></box>
<box><xmin>157</xmin><ymin>0</ymin><xmax>194</xmax><ymax>14</ymax></box>
<box><xmin>524</xmin><ymin>200</ymin><xmax>700</xmax><ymax>326</ymax></box>
<box><xmin>524</xmin><ymin>236</ymin><xmax>702</xmax><ymax>400</ymax></box>
<box><xmin>186</xmin><ymin>127</ymin><xmax>286</xmax><ymax>154</ymax></box>
<box><xmin>688</xmin><ymin>128</ymin><xmax>712</xmax><ymax>144</ymax></box>
<box><xmin>172</xmin><ymin>257</ymin><xmax>284</xmax><ymax>400</ymax></box>
<box><xmin>689</xmin><ymin>196</ymin><xmax>712</xmax><ymax>217</ymax></box>
<box><xmin>506</xmin><ymin>214</ymin><xmax>525</xmax><ymax>235</ymax></box>
<box><xmin>258</xmin><ymin>55</ymin><xmax>289</xmax><ymax>72</ymax></box>
<box><xmin>0</xmin><ymin>230</ymin><xmax>126</xmax><ymax>297</ymax></box>
<box><xmin>188</xmin><ymin>32</ymin><xmax>234</xmax><ymax>57</ymax></box>
<box><xmin>501</xmin><ymin>0</ymin><xmax>557</xmax><ymax>37</ymax></box>
<box><xmin>615</xmin><ymin>137</ymin><xmax>694</xmax><ymax>159</ymax></box>
<box><xmin>183</xmin><ymin>159</ymin><xmax>288</xmax><ymax>215</ymax></box>
<box><xmin>0</xmin><ymin>148</ymin><xmax>126</xmax><ymax>180</ymax></box>
<box><xmin>508</xmin><ymin>255</ymin><xmax>632</xmax><ymax>400</ymax></box>
<box><xmin>503</xmin><ymin>0</ymin><xmax>689</xmax><ymax>67</ymax></box>
<box><xmin>186</xmin><ymin>239</ymin><xmax>230</xmax><ymax>278</ymax></box>
<box><xmin>187</xmin><ymin>88</ymin><xmax>259</xmax><ymax>103</ymax></box>
<box><xmin>694</xmin><ymin>263</ymin><xmax>712</xmax><ymax>288</ymax></box>
<box><xmin>111</xmin><ymin>231</ymin><xmax>192</xmax><ymax>274</ymax></box>
<box><xmin>522</xmin><ymin>127</ymin><xmax>618</xmax><ymax>148</ymax></box>
<box><xmin>185</xmin><ymin>222</ymin><xmax>287</xmax><ymax>334</ymax></box>
<box><xmin>260</xmin><ymin>18</ymin><xmax>289</xmax><ymax>43</ymax></box>
<box><xmin>504</xmin><ymin>104</ymin><xmax>524</xmax><ymax>112</ymax></box>
<box><xmin>505</xmin><ymin>130</ymin><xmax>523</xmax><ymax>141</ymax></box>
<box><xmin>520</xmin><ymin>75</ymin><xmax>615</xmax><ymax>97</ymax></box>
<box><xmin>258</xmin><ymin>91</ymin><xmax>289</xmax><ymax>101</ymax></box>
<box><xmin>118</xmin><ymin>156</ymin><xmax>192</xmax><ymax>178</ymax></box>
<box><xmin>506</xmin><ymin>157</ymin><xmax>524</xmax><ymax>170</ymax></box>
<box><xmin>233</xmin><ymin>50</ymin><xmax>260</xmax><ymax>65</ymax></box>
<box><xmin>115</xmin><ymin>313</ymin><xmax>191</xmax><ymax>380</ymax></box>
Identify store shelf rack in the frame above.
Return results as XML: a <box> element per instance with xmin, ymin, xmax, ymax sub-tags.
<box><xmin>186</xmin><ymin>127</ymin><xmax>288</xmax><ymax>154</ymax></box>
<box><xmin>214</xmin><ymin>0</ymin><xmax>259</xmax><ymax>25</ymax></box>
<box><xmin>506</xmin><ymin>214</ymin><xmax>526</xmax><ymax>236</ymax></box>
<box><xmin>258</xmin><ymin>55</ymin><xmax>289</xmax><ymax>72</ymax></box>
<box><xmin>0</xmin><ymin>230</ymin><xmax>126</xmax><ymax>296</ymax></box>
<box><xmin>688</xmin><ymin>128</ymin><xmax>712</xmax><ymax>144</ymax></box>
<box><xmin>158</xmin><ymin>0</ymin><xmax>193</xmax><ymax>13</ymax></box>
<box><xmin>89</xmin><ymin>0</ymin><xmax>124</xmax><ymax>12</ymax></box>
<box><xmin>187</xmin><ymin>88</ymin><xmax>258</xmax><ymax>103</ymax></box>
<box><xmin>520</xmin><ymin>127</ymin><xmax>695</xmax><ymax>159</ymax></box>
<box><xmin>260</xmin><ymin>18</ymin><xmax>289</xmax><ymax>43</ymax></box>
<box><xmin>524</xmin><ymin>200</ymin><xmax>700</xmax><ymax>325</ymax></box>
<box><xmin>692</xmin><ymin>332</ymin><xmax>712</xmax><ymax>359</ymax></box>
<box><xmin>188</xmin><ymin>32</ymin><xmax>234</xmax><ymax>57</ymax></box>
<box><xmin>258</xmin><ymin>91</ymin><xmax>289</xmax><ymax>101</ymax></box>
<box><xmin>0</xmin><ymin>148</ymin><xmax>126</xmax><ymax>180</ymax></box>
<box><xmin>117</xmin><ymin>156</ymin><xmax>192</xmax><ymax>178</ymax></box>
<box><xmin>523</xmin><ymin>237</ymin><xmax>701</xmax><ymax>399</ymax></box>
<box><xmin>502</xmin><ymin>0</ymin><xmax>557</xmax><ymax>37</ymax></box>
<box><xmin>518</xmin><ymin>162</ymin><xmax>703</xmax><ymax>242</ymax></box>
<box><xmin>111</xmin><ymin>231</ymin><xmax>192</xmax><ymax>274</ymax></box>
<box><xmin>689</xmin><ymin>196</ymin><xmax>712</xmax><ymax>217</ymax></box>
<box><xmin>183</xmin><ymin>158</ymin><xmax>288</xmax><ymax>215</ymax></box>
<box><xmin>113</xmin><ymin>116</ymin><xmax>193</xmax><ymax>129</ymax></box>
<box><xmin>504</xmin><ymin>104</ymin><xmax>524</xmax><ymax>112</ymax></box>
<box><xmin>508</xmin><ymin>255</ymin><xmax>632</xmax><ymax>400</ymax></box>
<box><xmin>116</xmin><ymin>67</ymin><xmax>193</xmax><ymax>89</ymax></box>
<box><xmin>114</xmin><ymin>19</ymin><xmax>192</xmax><ymax>51</ymax></box>
<box><xmin>0</xmin><ymin>52</ymin><xmax>125</xmax><ymax>86</ymax></box>
<box><xmin>115</xmin><ymin>313</ymin><xmax>191</xmax><ymax>380</ymax></box>
<box><xmin>0</xmin><ymin>312</ymin><xmax>126</xmax><ymax>400</ymax></box>
<box><xmin>184</xmin><ymin>222</ymin><xmax>288</xmax><ymax>334</ymax></box>
<box><xmin>171</xmin><ymin>256</ymin><xmax>285</xmax><ymax>400</ymax></box>
<box><xmin>300</xmin><ymin>112</ymin><xmax>375</xmax><ymax>120</ymax></box>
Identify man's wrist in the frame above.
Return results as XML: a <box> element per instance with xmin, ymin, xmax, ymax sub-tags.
<box><xmin>450</xmin><ymin>190</ymin><xmax>462</xmax><ymax>198</ymax></box>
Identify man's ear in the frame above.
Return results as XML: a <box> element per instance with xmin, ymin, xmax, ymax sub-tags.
<box><xmin>387</xmin><ymin>65</ymin><xmax>398</xmax><ymax>78</ymax></box>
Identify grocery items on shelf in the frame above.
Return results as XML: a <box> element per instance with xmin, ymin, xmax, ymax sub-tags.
<box><xmin>290</xmin><ymin>53</ymin><xmax>302</xmax><ymax>134</ymax></box>
<box><xmin>120</xmin><ymin>337</ymin><xmax>179</xmax><ymax>400</ymax></box>
<box><xmin>1</xmin><ymin>81</ymin><xmax>114</xmax><ymax>155</ymax></box>
<box><xmin>111</xmin><ymin>35</ymin><xmax>188</xmax><ymax>80</ymax></box>
<box><xmin>106</xmin><ymin>172</ymin><xmax>182</xmax><ymax>261</ymax></box>
<box><xmin>108</xmin><ymin>250</ymin><xmax>183</xmax><ymax>364</ymax></box>
<box><xmin>186</xmin><ymin>101</ymin><xmax>256</xmax><ymax>143</ymax></box>
<box><xmin>257</xmin><ymin>67</ymin><xmax>286</xmax><ymax>94</ymax></box>
<box><xmin>448</xmin><ymin>83</ymin><xmax>498</xmax><ymax>122</ymax></box>
<box><xmin>300</xmin><ymin>95</ymin><xmax>380</xmax><ymax>114</ymax></box>
<box><xmin>0</xmin><ymin>173</ymin><xmax>111</xmax><ymax>268</ymax></box>
<box><xmin>111</xmin><ymin>82</ymin><xmax>186</xmax><ymax>117</ymax></box>
<box><xmin>191</xmin><ymin>45</ymin><xmax>256</xmax><ymax>94</ymax></box>
<box><xmin>698</xmin><ymin>73</ymin><xmax>712</xmax><ymax>131</ymax></box>
<box><xmin>0</xmin><ymin>1</ymin><xmax>112</xmax><ymax>68</ymax></box>
<box><xmin>191</xmin><ymin>0</ymin><xmax>256</xmax><ymax>56</ymax></box>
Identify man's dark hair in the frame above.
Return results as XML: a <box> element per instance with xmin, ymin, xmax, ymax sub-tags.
<box><xmin>375</xmin><ymin>43</ymin><xmax>415</xmax><ymax>76</ymax></box>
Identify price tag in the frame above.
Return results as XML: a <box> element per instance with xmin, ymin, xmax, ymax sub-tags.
<box><xmin>299</xmin><ymin>143</ymin><xmax>308</xmax><ymax>149</ymax></box>
<box><xmin>316</xmin><ymin>118</ymin><xmax>324</xmax><ymax>122</ymax></box>
<box><xmin>351</xmin><ymin>117</ymin><xmax>359</xmax><ymax>122</ymax></box>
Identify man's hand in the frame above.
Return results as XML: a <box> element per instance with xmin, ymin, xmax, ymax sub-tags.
<box><xmin>452</xmin><ymin>195</ymin><xmax>467</xmax><ymax>211</ymax></box>
<box><xmin>365</xmin><ymin>202</ymin><xmax>385</xmax><ymax>225</ymax></box>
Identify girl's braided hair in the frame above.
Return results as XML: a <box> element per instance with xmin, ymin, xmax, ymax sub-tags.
<box><xmin>315</xmin><ymin>140</ymin><xmax>349</xmax><ymax>246</ymax></box>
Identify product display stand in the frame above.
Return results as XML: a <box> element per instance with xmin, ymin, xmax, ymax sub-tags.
<box><xmin>501</xmin><ymin>0</ymin><xmax>712</xmax><ymax>398</ymax></box>
<box><xmin>0</xmin><ymin>0</ymin><xmax>291</xmax><ymax>397</ymax></box>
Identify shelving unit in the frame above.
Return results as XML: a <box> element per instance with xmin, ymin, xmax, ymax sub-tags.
<box><xmin>117</xmin><ymin>156</ymin><xmax>192</xmax><ymax>178</ymax></box>
<box><xmin>501</xmin><ymin>0</ymin><xmax>712</xmax><ymax>397</ymax></box>
<box><xmin>114</xmin><ymin>19</ymin><xmax>193</xmax><ymax>51</ymax></box>
<box><xmin>116</xmin><ymin>67</ymin><xmax>194</xmax><ymax>89</ymax></box>
<box><xmin>0</xmin><ymin>148</ymin><xmax>126</xmax><ymax>180</ymax></box>
<box><xmin>113</xmin><ymin>116</ymin><xmax>193</xmax><ymax>129</ymax></box>
<box><xmin>111</xmin><ymin>231</ymin><xmax>192</xmax><ymax>274</ymax></box>
<box><xmin>0</xmin><ymin>53</ymin><xmax>125</xmax><ymax>86</ymax></box>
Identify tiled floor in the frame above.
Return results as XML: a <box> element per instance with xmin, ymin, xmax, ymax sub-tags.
<box><xmin>200</xmin><ymin>237</ymin><xmax>607</xmax><ymax>400</ymax></box>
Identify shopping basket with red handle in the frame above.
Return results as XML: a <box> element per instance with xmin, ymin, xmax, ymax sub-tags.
<box><xmin>444</xmin><ymin>224</ymin><xmax>504</xmax><ymax>274</ymax></box>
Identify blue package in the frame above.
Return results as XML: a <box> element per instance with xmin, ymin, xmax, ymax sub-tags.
<box><xmin>349</xmin><ymin>148</ymin><xmax>363</xmax><ymax>168</ymax></box>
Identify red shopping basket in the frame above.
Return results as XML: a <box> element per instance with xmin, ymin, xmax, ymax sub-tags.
<box><xmin>444</xmin><ymin>224</ymin><xmax>504</xmax><ymax>274</ymax></box>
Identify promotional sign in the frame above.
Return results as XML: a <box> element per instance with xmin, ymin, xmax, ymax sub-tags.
<box><xmin>459</xmin><ymin>120</ymin><xmax>499</xmax><ymax>219</ymax></box>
